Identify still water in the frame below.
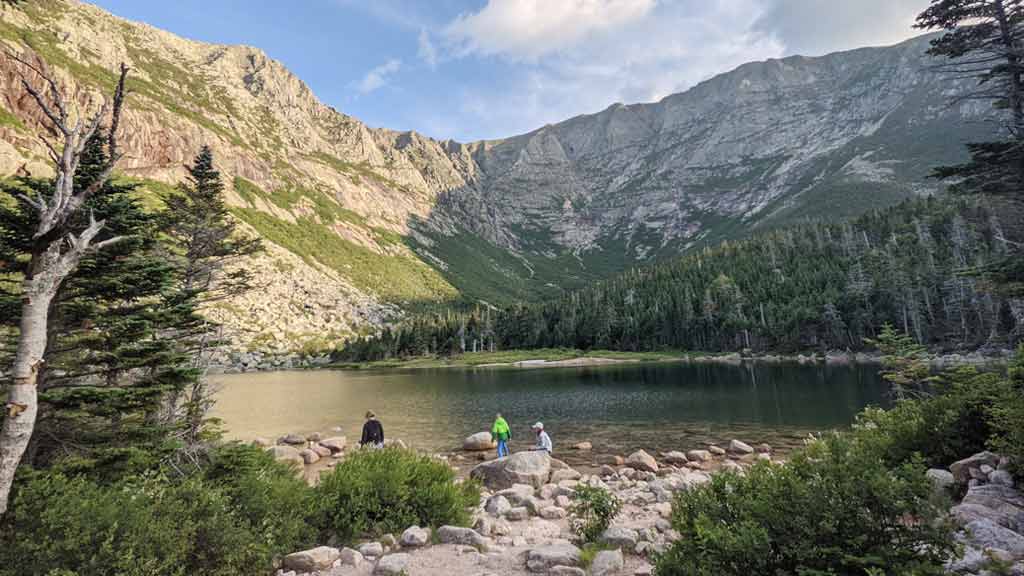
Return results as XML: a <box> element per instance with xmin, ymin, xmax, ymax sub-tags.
<box><xmin>211</xmin><ymin>362</ymin><xmax>889</xmax><ymax>458</ymax></box>
<box><xmin>214</xmin><ymin>360</ymin><xmax>888</xmax><ymax>455</ymax></box>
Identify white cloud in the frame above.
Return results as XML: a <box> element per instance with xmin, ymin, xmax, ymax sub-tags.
<box><xmin>357</xmin><ymin>58</ymin><xmax>402</xmax><ymax>94</ymax></box>
<box><xmin>418</xmin><ymin>29</ymin><xmax>438</xmax><ymax>68</ymax></box>
<box><xmin>445</xmin><ymin>0</ymin><xmax>656</xmax><ymax>60</ymax></box>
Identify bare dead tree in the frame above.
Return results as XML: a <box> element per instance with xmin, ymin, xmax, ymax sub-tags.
<box><xmin>0</xmin><ymin>52</ymin><xmax>129</xmax><ymax>515</ymax></box>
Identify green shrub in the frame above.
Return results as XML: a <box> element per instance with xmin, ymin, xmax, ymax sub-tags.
<box><xmin>0</xmin><ymin>472</ymin><xmax>270</xmax><ymax>576</ymax></box>
<box><xmin>991</xmin><ymin>345</ymin><xmax>1024</xmax><ymax>479</ymax></box>
<box><xmin>656</xmin><ymin>433</ymin><xmax>957</xmax><ymax>576</ymax></box>
<box><xmin>569</xmin><ymin>484</ymin><xmax>622</xmax><ymax>543</ymax></box>
<box><xmin>314</xmin><ymin>446</ymin><xmax>479</xmax><ymax>543</ymax></box>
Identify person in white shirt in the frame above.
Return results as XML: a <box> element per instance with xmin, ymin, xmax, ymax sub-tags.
<box><xmin>531</xmin><ymin>422</ymin><xmax>552</xmax><ymax>453</ymax></box>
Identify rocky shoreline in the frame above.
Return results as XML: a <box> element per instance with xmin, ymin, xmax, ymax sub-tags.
<box><xmin>263</xmin><ymin>436</ymin><xmax>1023</xmax><ymax>576</ymax></box>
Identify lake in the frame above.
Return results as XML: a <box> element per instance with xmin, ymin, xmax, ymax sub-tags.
<box><xmin>210</xmin><ymin>361</ymin><xmax>890</xmax><ymax>460</ymax></box>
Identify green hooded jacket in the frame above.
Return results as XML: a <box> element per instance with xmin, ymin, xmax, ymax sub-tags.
<box><xmin>491</xmin><ymin>417</ymin><xmax>511</xmax><ymax>441</ymax></box>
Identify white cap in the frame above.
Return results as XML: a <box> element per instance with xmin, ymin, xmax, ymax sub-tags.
<box><xmin>532</xmin><ymin>422</ymin><xmax>544</xmax><ymax>430</ymax></box>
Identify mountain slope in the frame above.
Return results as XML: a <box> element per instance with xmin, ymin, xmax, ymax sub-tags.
<box><xmin>0</xmin><ymin>0</ymin><xmax>992</xmax><ymax>353</ymax></box>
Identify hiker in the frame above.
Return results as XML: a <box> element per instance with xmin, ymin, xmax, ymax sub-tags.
<box><xmin>531</xmin><ymin>422</ymin><xmax>552</xmax><ymax>453</ymax></box>
<box><xmin>491</xmin><ymin>412</ymin><xmax>512</xmax><ymax>458</ymax></box>
<box><xmin>360</xmin><ymin>410</ymin><xmax>384</xmax><ymax>448</ymax></box>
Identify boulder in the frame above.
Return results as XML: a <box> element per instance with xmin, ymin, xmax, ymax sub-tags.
<box><xmin>436</xmin><ymin>525</ymin><xmax>488</xmax><ymax>549</ymax></box>
<box><xmin>601</xmin><ymin>526</ymin><xmax>640</xmax><ymax>551</ymax></box>
<box><xmin>951</xmin><ymin>451</ymin><xmax>1001</xmax><ymax>484</ymax></box>
<box><xmin>506</xmin><ymin>506</ymin><xmax>530</xmax><ymax>521</ymax></box>
<box><xmin>526</xmin><ymin>543</ymin><xmax>582</xmax><ymax>572</ymax></box>
<box><xmin>550</xmin><ymin>468</ymin><xmax>582</xmax><ymax>483</ymax></box>
<box><xmin>961</xmin><ymin>519</ymin><xmax>1024</xmax><ymax>558</ymax></box>
<box><xmin>485</xmin><ymin>495</ymin><xmax>512</xmax><ymax>516</ymax></box>
<box><xmin>339</xmin><ymin>547</ymin><xmax>364</xmax><ymax>567</ymax></box>
<box><xmin>664</xmin><ymin>451</ymin><xmax>689</xmax><ymax>465</ymax></box>
<box><xmin>311</xmin><ymin>444</ymin><xmax>331</xmax><ymax>458</ymax></box>
<box><xmin>299</xmin><ymin>448</ymin><xmax>320</xmax><ymax>465</ymax></box>
<box><xmin>573</xmin><ymin>442</ymin><xmax>593</xmax><ymax>451</ymax></box>
<box><xmin>496</xmin><ymin>484</ymin><xmax>537</xmax><ymax>505</ymax></box>
<box><xmin>358</xmin><ymin>542</ymin><xmax>384</xmax><ymax>558</ymax></box>
<box><xmin>464</xmin><ymin>431</ymin><xmax>497</xmax><ymax>451</ymax></box>
<box><xmin>373</xmin><ymin>553</ymin><xmax>410</xmax><ymax>576</ymax></box>
<box><xmin>319</xmin><ymin>436</ymin><xmax>347</xmax><ymax>454</ymax></box>
<box><xmin>591</xmin><ymin>549</ymin><xmax>625</xmax><ymax>576</ymax></box>
<box><xmin>267</xmin><ymin>445</ymin><xmax>304</xmax><ymax>466</ymax></box>
<box><xmin>728</xmin><ymin>439</ymin><xmax>755</xmax><ymax>455</ymax></box>
<box><xmin>282</xmin><ymin>546</ymin><xmax>340</xmax><ymax>572</ymax></box>
<box><xmin>687</xmin><ymin>449</ymin><xmax>712</xmax><ymax>462</ymax></box>
<box><xmin>540</xmin><ymin>506</ymin><xmax>567</xmax><ymax>519</ymax></box>
<box><xmin>400</xmin><ymin>525</ymin><xmax>429</xmax><ymax>548</ymax></box>
<box><xmin>627</xmin><ymin>450</ymin><xmax>659</xmax><ymax>473</ymax></box>
<box><xmin>926</xmin><ymin>468</ymin><xmax>955</xmax><ymax>494</ymax></box>
<box><xmin>471</xmin><ymin>451</ymin><xmax>552</xmax><ymax>489</ymax></box>
<box><xmin>278</xmin><ymin>433</ymin><xmax>306</xmax><ymax>446</ymax></box>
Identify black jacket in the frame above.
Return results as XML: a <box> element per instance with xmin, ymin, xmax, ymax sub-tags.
<box><xmin>360</xmin><ymin>419</ymin><xmax>384</xmax><ymax>446</ymax></box>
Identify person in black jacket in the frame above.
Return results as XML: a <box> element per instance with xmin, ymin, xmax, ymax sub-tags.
<box><xmin>360</xmin><ymin>410</ymin><xmax>384</xmax><ymax>448</ymax></box>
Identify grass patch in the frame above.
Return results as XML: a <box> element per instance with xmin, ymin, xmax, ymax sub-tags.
<box><xmin>0</xmin><ymin>104</ymin><xmax>25</xmax><ymax>131</ymax></box>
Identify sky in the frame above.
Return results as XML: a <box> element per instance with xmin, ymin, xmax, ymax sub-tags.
<box><xmin>88</xmin><ymin>0</ymin><xmax>931</xmax><ymax>142</ymax></box>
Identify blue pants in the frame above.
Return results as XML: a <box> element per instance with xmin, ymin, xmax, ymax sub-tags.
<box><xmin>497</xmin><ymin>439</ymin><xmax>509</xmax><ymax>458</ymax></box>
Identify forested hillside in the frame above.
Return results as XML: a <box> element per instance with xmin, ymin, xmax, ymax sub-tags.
<box><xmin>339</xmin><ymin>198</ymin><xmax>1024</xmax><ymax>360</ymax></box>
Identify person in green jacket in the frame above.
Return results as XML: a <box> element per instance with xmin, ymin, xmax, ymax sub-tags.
<box><xmin>491</xmin><ymin>413</ymin><xmax>512</xmax><ymax>458</ymax></box>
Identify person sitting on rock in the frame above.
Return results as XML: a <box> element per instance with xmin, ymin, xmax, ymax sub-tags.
<box><xmin>531</xmin><ymin>421</ymin><xmax>552</xmax><ymax>454</ymax></box>
<box><xmin>360</xmin><ymin>410</ymin><xmax>384</xmax><ymax>448</ymax></box>
<box><xmin>491</xmin><ymin>412</ymin><xmax>512</xmax><ymax>458</ymax></box>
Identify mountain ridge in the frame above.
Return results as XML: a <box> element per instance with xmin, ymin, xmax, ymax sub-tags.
<box><xmin>0</xmin><ymin>0</ymin><xmax>991</xmax><ymax>354</ymax></box>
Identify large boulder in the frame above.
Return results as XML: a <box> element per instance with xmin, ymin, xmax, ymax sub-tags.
<box><xmin>282</xmin><ymin>546</ymin><xmax>340</xmax><ymax>572</ymax></box>
<box><xmin>626</xmin><ymin>450</ymin><xmax>659</xmax><ymax>473</ymax></box>
<box><xmin>951</xmin><ymin>451</ymin><xmax>1001</xmax><ymax>484</ymax></box>
<box><xmin>470</xmin><ymin>451</ymin><xmax>552</xmax><ymax>489</ymax></box>
<box><xmin>926</xmin><ymin>468</ymin><xmax>955</xmax><ymax>495</ymax></box>
<box><xmin>463</xmin><ymin>431</ymin><xmax>496</xmax><ymax>451</ymax></box>
<box><xmin>435</xmin><ymin>525</ymin><xmax>488</xmax><ymax>549</ymax></box>
<box><xmin>591</xmin><ymin>549</ymin><xmax>625</xmax><ymax>576</ymax></box>
<box><xmin>960</xmin><ymin>519</ymin><xmax>1024</xmax><ymax>558</ymax></box>
<box><xmin>526</xmin><ymin>543</ymin><xmax>581</xmax><ymax>572</ymax></box>
<box><xmin>955</xmin><ymin>484</ymin><xmax>1024</xmax><ymax>532</ymax></box>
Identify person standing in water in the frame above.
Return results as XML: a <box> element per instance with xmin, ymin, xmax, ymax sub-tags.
<box><xmin>360</xmin><ymin>410</ymin><xmax>384</xmax><ymax>448</ymax></box>
<box><xmin>531</xmin><ymin>422</ymin><xmax>552</xmax><ymax>453</ymax></box>
<box><xmin>491</xmin><ymin>413</ymin><xmax>512</xmax><ymax>458</ymax></box>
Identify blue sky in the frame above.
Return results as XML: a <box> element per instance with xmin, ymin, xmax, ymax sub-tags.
<box><xmin>89</xmin><ymin>0</ymin><xmax>928</xmax><ymax>142</ymax></box>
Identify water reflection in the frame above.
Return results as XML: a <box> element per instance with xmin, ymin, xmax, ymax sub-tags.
<box><xmin>210</xmin><ymin>362</ymin><xmax>888</xmax><ymax>457</ymax></box>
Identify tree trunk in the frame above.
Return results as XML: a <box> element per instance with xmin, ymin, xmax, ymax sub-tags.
<box><xmin>0</xmin><ymin>245</ymin><xmax>61</xmax><ymax>513</ymax></box>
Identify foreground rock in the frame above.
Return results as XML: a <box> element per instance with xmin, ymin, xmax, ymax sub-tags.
<box><xmin>626</xmin><ymin>450</ymin><xmax>659</xmax><ymax>473</ymax></box>
<box><xmin>436</xmin><ymin>525</ymin><xmax>488</xmax><ymax>549</ymax></box>
<box><xmin>470</xmin><ymin>451</ymin><xmax>552</xmax><ymax>489</ymax></box>
<box><xmin>319</xmin><ymin>436</ymin><xmax>347</xmax><ymax>454</ymax></box>
<box><xmin>591</xmin><ymin>549</ymin><xmax>625</xmax><ymax>576</ymax></box>
<box><xmin>373</xmin><ymin>553</ymin><xmax>410</xmax><ymax>575</ymax></box>
<box><xmin>401</xmin><ymin>526</ymin><xmax>430</xmax><ymax>548</ymax></box>
<box><xmin>463</xmin><ymin>431</ymin><xmax>496</xmax><ymax>451</ymax></box>
<box><xmin>267</xmin><ymin>445</ymin><xmax>303</xmax><ymax>466</ymax></box>
<box><xmin>526</xmin><ymin>543</ymin><xmax>581</xmax><ymax>572</ymax></box>
<box><xmin>282</xmin><ymin>546</ymin><xmax>340</xmax><ymax>572</ymax></box>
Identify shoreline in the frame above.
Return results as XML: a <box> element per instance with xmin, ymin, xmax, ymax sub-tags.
<box><xmin>210</xmin><ymin>347</ymin><xmax>1014</xmax><ymax>374</ymax></box>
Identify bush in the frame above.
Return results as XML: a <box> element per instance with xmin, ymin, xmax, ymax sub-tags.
<box><xmin>314</xmin><ymin>446</ymin><xmax>479</xmax><ymax>543</ymax></box>
<box><xmin>0</xmin><ymin>444</ymin><xmax>317</xmax><ymax>576</ymax></box>
<box><xmin>991</xmin><ymin>345</ymin><xmax>1024</xmax><ymax>479</ymax></box>
<box><xmin>569</xmin><ymin>484</ymin><xmax>622</xmax><ymax>543</ymax></box>
<box><xmin>656</xmin><ymin>433</ymin><xmax>957</xmax><ymax>576</ymax></box>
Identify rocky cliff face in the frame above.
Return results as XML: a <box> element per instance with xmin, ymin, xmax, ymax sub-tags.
<box><xmin>0</xmin><ymin>0</ymin><xmax>990</xmax><ymax>353</ymax></box>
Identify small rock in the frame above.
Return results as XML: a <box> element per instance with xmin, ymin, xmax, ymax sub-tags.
<box><xmin>598</xmin><ymin>455</ymin><xmax>625</xmax><ymax>466</ymax></box>
<box><xmin>707</xmin><ymin>445</ymin><xmax>726</xmax><ymax>456</ymax></box>
<box><xmin>358</xmin><ymin>542</ymin><xmax>384</xmax><ymax>558</ymax></box>
<box><xmin>549</xmin><ymin>567</ymin><xmax>585</xmax><ymax>576</ymax></box>
<box><xmin>651</xmin><ymin>501</ymin><xmax>672</xmax><ymax>518</ymax></box>
<box><xmin>506</xmin><ymin>506</ymin><xmax>530</xmax><ymax>521</ymax></box>
<box><xmin>540</xmin><ymin>506</ymin><xmax>567</xmax><ymax>519</ymax></box>
<box><xmin>551</xmin><ymin>468</ymin><xmax>582</xmax><ymax>483</ymax></box>
<box><xmin>573</xmin><ymin>442</ymin><xmax>593</xmax><ymax>451</ymax></box>
<box><xmin>283</xmin><ymin>546</ymin><xmax>340</xmax><ymax>572</ymax></box>
<box><xmin>687</xmin><ymin>449</ymin><xmax>712</xmax><ymax>462</ymax></box>
<box><xmin>299</xmin><ymin>448</ymin><xmax>320</xmax><ymax>465</ymax></box>
<box><xmin>400</xmin><ymin>526</ymin><xmax>429</xmax><ymax>548</ymax></box>
<box><xmin>599</xmin><ymin>465</ymin><xmax>617</xmax><ymax>477</ymax></box>
<box><xmin>634</xmin><ymin>564</ymin><xmax>654</xmax><ymax>576</ymax></box>
<box><xmin>339</xmin><ymin>547</ymin><xmax>364</xmax><ymax>567</ymax></box>
<box><xmin>486</xmin><ymin>495</ymin><xmax>512</xmax><ymax>517</ymax></box>
<box><xmin>755</xmin><ymin>443</ymin><xmax>773</xmax><ymax>454</ymax></box>
<box><xmin>664</xmin><ymin>451</ymin><xmax>688</xmax><ymax>465</ymax></box>
<box><xmin>555</xmin><ymin>495</ymin><xmax>572</xmax><ymax>508</ymax></box>
<box><xmin>591</xmin><ymin>549</ymin><xmax>624</xmax><ymax>576</ymax></box>
<box><xmin>373</xmin><ymin>553</ymin><xmax>410</xmax><ymax>576</ymax></box>
<box><xmin>319</xmin><ymin>436</ymin><xmax>347</xmax><ymax>454</ymax></box>
<box><xmin>728</xmin><ymin>439</ymin><xmax>754</xmax><ymax>455</ymax></box>
<box><xmin>279</xmin><ymin>433</ymin><xmax>306</xmax><ymax>446</ymax></box>
<box><xmin>436</xmin><ymin>525</ymin><xmax>488</xmax><ymax>549</ymax></box>
<box><xmin>926</xmin><ymin>468</ymin><xmax>955</xmax><ymax>494</ymax></box>
<box><xmin>981</xmin><ymin>464</ymin><xmax>996</xmax><ymax>475</ymax></box>
<box><xmin>951</xmin><ymin>451</ymin><xmax>1001</xmax><ymax>484</ymax></box>
<box><xmin>311</xmin><ymin>444</ymin><xmax>331</xmax><ymax>458</ymax></box>
<box><xmin>307</xmin><ymin>432</ymin><xmax>323</xmax><ymax>442</ymax></box>
<box><xmin>267</xmin><ymin>445</ymin><xmax>304</xmax><ymax>466</ymax></box>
